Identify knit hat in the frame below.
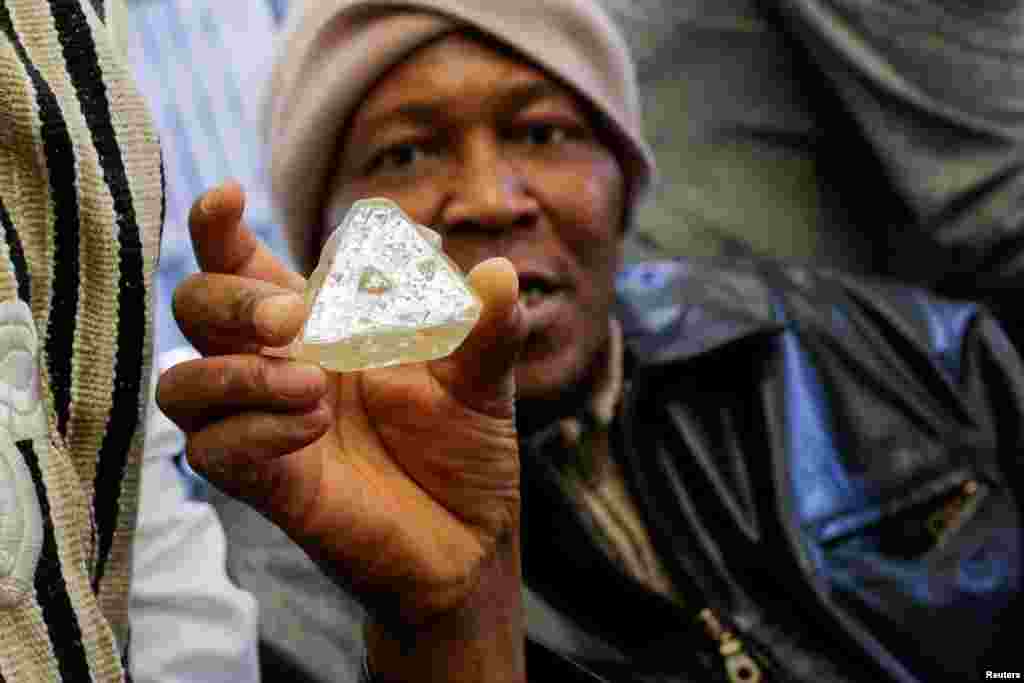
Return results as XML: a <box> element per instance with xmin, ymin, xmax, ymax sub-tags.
<box><xmin>266</xmin><ymin>0</ymin><xmax>656</xmax><ymax>274</ymax></box>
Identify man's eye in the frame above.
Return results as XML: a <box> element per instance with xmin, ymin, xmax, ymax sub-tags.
<box><xmin>370</xmin><ymin>143</ymin><xmax>426</xmax><ymax>173</ymax></box>
<box><xmin>519</xmin><ymin>123</ymin><xmax>570</xmax><ymax>146</ymax></box>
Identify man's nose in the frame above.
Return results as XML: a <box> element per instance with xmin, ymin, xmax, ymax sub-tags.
<box><xmin>441</xmin><ymin>139</ymin><xmax>539</xmax><ymax>233</ymax></box>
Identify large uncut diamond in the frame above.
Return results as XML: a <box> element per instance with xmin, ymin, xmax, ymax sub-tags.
<box><xmin>283</xmin><ymin>198</ymin><xmax>481</xmax><ymax>372</ymax></box>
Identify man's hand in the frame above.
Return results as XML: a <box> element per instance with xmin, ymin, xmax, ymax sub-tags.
<box><xmin>156</xmin><ymin>181</ymin><xmax>526</xmax><ymax>633</ymax></box>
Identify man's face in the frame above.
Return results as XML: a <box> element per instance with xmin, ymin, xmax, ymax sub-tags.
<box><xmin>327</xmin><ymin>32</ymin><xmax>626</xmax><ymax>404</ymax></box>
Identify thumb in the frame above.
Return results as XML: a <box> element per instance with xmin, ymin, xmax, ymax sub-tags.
<box><xmin>430</xmin><ymin>257</ymin><xmax>524</xmax><ymax>417</ymax></box>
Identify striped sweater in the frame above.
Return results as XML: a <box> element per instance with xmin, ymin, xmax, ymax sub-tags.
<box><xmin>0</xmin><ymin>0</ymin><xmax>162</xmax><ymax>680</ymax></box>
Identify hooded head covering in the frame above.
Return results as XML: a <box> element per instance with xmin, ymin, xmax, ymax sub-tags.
<box><xmin>267</xmin><ymin>0</ymin><xmax>656</xmax><ymax>273</ymax></box>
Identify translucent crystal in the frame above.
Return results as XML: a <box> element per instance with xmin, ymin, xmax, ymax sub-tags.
<box><xmin>280</xmin><ymin>198</ymin><xmax>481</xmax><ymax>372</ymax></box>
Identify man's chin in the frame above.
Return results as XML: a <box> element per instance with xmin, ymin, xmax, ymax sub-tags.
<box><xmin>515</xmin><ymin>362</ymin><xmax>575</xmax><ymax>403</ymax></box>
<box><xmin>513</xmin><ymin>362</ymin><xmax>594</xmax><ymax>436</ymax></box>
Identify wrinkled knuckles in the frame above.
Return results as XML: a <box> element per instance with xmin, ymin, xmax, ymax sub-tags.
<box><xmin>154</xmin><ymin>364</ymin><xmax>205</xmax><ymax>428</ymax></box>
<box><xmin>203</xmin><ymin>357</ymin><xmax>258</xmax><ymax>401</ymax></box>
<box><xmin>170</xmin><ymin>273</ymin><xmax>204</xmax><ymax>334</ymax></box>
<box><xmin>267</xmin><ymin>360</ymin><xmax>327</xmax><ymax>401</ymax></box>
<box><xmin>288</xmin><ymin>400</ymin><xmax>332</xmax><ymax>442</ymax></box>
<box><xmin>201</xmin><ymin>356</ymin><xmax>307</xmax><ymax>403</ymax></box>
<box><xmin>199</xmin><ymin>402</ymin><xmax>330</xmax><ymax>458</ymax></box>
<box><xmin>231</xmin><ymin>285</ymin><xmax>269</xmax><ymax>333</ymax></box>
<box><xmin>185</xmin><ymin>440</ymin><xmax>263</xmax><ymax>504</ymax></box>
<box><xmin>183</xmin><ymin>439</ymin><xmax>221</xmax><ymax>487</ymax></box>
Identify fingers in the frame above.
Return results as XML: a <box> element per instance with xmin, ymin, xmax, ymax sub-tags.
<box><xmin>431</xmin><ymin>257</ymin><xmax>525</xmax><ymax>416</ymax></box>
<box><xmin>173</xmin><ymin>272</ymin><xmax>308</xmax><ymax>354</ymax></box>
<box><xmin>157</xmin><ymin>355</ymin><xmax>328</xmax><ymax>433</ymax></box>
<box><xmin>183</xmin><ymin>402</ymin><xmax>330</xmax><ymax>513</ymax></box>
<box><xmin>190</xmin><ymin>180</ymin><xmax>306</xmax><ymax>292</ymax></box>
<box><xmin>158</xmin><ymin>353</ymin><xmax>331</xmax><ymax>521</ymax></box>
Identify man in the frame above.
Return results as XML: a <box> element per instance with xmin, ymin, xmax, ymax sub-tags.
<box><xmin>159</xmin><ymin>1</ymin><xmax>1024</xmax><ymax>681</ymax></box>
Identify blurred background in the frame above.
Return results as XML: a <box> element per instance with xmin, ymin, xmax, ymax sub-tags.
<box><xmin>127</xmin><ymin>0</ymin><xmax>289</xmax><ymax>353</ymax></box>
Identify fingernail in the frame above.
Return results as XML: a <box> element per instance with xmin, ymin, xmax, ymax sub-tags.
<box><xmin>200</xmin><ymin>186</ymin><xmax>222</xmax><ymax>216</ymax></box>
<box><xmin>272</xmin><ymin>362</ymin><xmax>325</xmax><ymax>399</ymax></box>
<box><xmin>255</xmin><ymin>293</ymin><xmax>304</xmax><ymax>338</ymax></box>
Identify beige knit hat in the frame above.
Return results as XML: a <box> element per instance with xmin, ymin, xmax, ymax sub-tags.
<box><xmin>267</xmin><ymin>0</ymin><xmax>656</xmax><ymax>274</ymax></box>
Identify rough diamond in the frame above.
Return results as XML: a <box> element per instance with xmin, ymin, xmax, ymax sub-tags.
<box><xmin>275</xmin><ymin>198</ymin><xmax>481</xmax><ymax>372</ymax></box>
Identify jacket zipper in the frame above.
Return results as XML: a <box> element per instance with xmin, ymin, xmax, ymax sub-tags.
<box><xmin>623</xmin><ymin>367</ymin><xmax>773</xmax><ymax>683</ymax></box>
<box><xmin>697</xmin><ymin>608</ymin><xmax>763</xmax><ymax>683</ymax></box>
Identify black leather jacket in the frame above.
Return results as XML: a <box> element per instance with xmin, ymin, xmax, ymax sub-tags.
<box><xmin>521</xmin><ymin>258</ymin><xmax>1024</xmax><ymax>682</ymax></box>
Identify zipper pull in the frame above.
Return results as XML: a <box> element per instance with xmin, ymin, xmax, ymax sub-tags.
<box><xmin>698</xmin><ymin>608</ymin><xmax>763</xmax><ymax>683</ymax></box>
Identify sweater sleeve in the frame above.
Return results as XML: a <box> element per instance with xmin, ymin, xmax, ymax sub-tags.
<box><xmin>0</xmin><ymin>0</ymin><xmax>162</xmax><ymax>680</ymax></box>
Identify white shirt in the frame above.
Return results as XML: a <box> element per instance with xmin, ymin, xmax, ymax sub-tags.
<box><xmin>129</xmin><ymin>349</ymin><xmax>260</xmax><ymax>683</ymax></box>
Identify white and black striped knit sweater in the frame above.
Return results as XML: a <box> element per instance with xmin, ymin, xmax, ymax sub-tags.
<box><xmin>0</xmin><ymin>0</ymin><xmax>162</xmax><ymax>680</ymax></box>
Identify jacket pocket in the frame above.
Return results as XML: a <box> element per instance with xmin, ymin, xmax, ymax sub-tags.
<box><xmin>809</xmin><ymin>469</ymin><xmax>1021</xmax><ymax>679</ymax></box>
<box><xmin>815</xmin><ymin>469</ymin><xmax>989</xmax><ymax>562</ymax></box>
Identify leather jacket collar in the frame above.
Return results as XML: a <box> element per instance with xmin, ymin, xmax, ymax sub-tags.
<box><xmin>615</xmin><ymin>258</ymin><xmax>784</xmax><ymax>366</ymax></box>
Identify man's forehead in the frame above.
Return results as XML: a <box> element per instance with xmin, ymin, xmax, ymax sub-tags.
<box><xmin>360</xmin><ymin>80</ymin><xmax>576</xmax><ymax>127</ymax></box>
<box><xmin>353</xmin><ymin>34</ymin><xmax>582</xmax><ymax>129</ymax></box>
